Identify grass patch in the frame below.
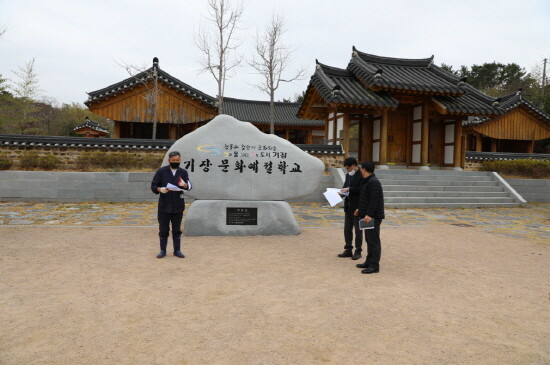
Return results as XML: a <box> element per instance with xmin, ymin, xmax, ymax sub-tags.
<box><xmin>481</xmin><ymin>159</ymin><xmax>550</xmax><ymax>179</ymax></box>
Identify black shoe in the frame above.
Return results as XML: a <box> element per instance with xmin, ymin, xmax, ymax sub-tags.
<box><xmin>356</xmin><ymin>262</ymin><xmax>369</xmax><ymax>268</ymax></box>
<box><xmin>352</xmin><ymin>251</ymin><xmax>362</xmax><ymax>260</ymax></box>
<box><xmin>338</xmin><ymin>250</ymin><xmax>353</xmax><ymax>258</ymax></box>
<box><xmin>156</xmin><ymin>251</ymin><xmax>166</xmax><ymax>259</ymax></box>
<box><xmin>174</xmin><ymin>251</ymin><xmax>185</xmax><ymax>258</ymax></box>
<box><xmin>361</xmin><ymin>267</ymin><xmax>379</xmax><ymax>274</ymax></box>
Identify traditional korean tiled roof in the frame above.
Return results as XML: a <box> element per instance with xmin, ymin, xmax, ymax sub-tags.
<box><xmin>73</xmin><ymin>117</ymin><xmax>109</xmax><ymax>134</ymax></box>
<box><xmin>466</xmin><ymin>151</ymin><xmax>550</xmax><ymax>161</ymax></box>
<box><xmin>310</xmin><ymin>62</ymin><xmax>398</xmax><ymax>108</ymax></box>
<box><xmin>222</xmin><ymin>97</ymin><xmax>324</xmax><ymax>126</ymax></box>
<box><xmin>433</xmin><ymin>83</ymin><xmax>502</xmax><ymax>116</ymax></box>
<box><xmin>499</xmin><ymin>91</ymin><xmax>550</xmax><ymax>122</ymax></box>
<box><xmin>0</xmin><ymin>135</ymin><xmax>341</xmax><ymax>154</ymax></box>
<box><xmin>85</xmin><ymin>59</ymin><xmax>216</xmax><ymax>108</ymax></box>
<box><xmin>300</xmin><ymin>47</ymin><xmax>505</xmax><ymax>117</ymax></box>
<box><xmin>463</xmin><ymin>90</ymin><xmax>550</xmax><ymax>126</ymax></box>
<box><xmin>348</xmin><ymin>47</ymin><xmax>464</xmax><ymax>95</ymax></box>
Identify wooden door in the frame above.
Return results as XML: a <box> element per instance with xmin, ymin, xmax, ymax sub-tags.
<box><xmin>387</xmin><ymin>111</ymin><xmax>408</xmax><ymax>164</ymax></box>
<box><xmin>428</xmin><ymin>120</ymin><xmax>443</xmax><ymax>166</ymax></box>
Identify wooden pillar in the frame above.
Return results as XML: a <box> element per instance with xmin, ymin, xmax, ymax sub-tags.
<box><xmin>342</xmin><ymin>113</ymin><xmax>350</xmax><ymax>157</ymax></box>
<box><xmin>453</xmin><ymin>119</ymin><xmax>463</xmax><ymax>167</ymax></box>
<box><xmin>379</xmin><ymin>110</ymin><xmax>388</xmax><ymax>165</ymax></box>
<box><xmin>168</xmin><ymin>124</ymin><xmax>177</xmax><ymax>140</ymax></box>
<box><xmin>475</xmin><ymin>133</ymin><xmax>483</xmax><ymax>152</ymax></box>
<box><xmin>420</xmin><ymin>102</ymin><xmax>429</xmax><ymax>166</ymax></box>
<box><xmin>528</xmin><ymin>140</ymin><xmax>535</xmax><ymax>153</ymax></box>
<box><xmin>113</xmin><ymin>122</ymin><xmax>121</xmax><ymax>138</ymax></box>
<box><xmin>306</xmin><ymin>130</ymin><xmax>313</xmax><ymax>144</ymax></box>
<box><xmin>490</xmin><ymin>139</ymin><xmax>497</xmax><ymax>152</ymax></box>
<box><xmin>365</xmin><ymin>115</ymin><xmax>373</xmax><ymax>161</ymax></box>
<box><xmin>333</xmin><ymin>111</ymin><xmax>338</xmax><ymax>145</ymax></box>
<box><xmin>285</xmin><ymin>129</ymin><xmax>290</xmax><ymax>141</ymax></box>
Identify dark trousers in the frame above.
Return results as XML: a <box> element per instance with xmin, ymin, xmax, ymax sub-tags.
<box><xmin>344</xmin><ymin>210</ymin><xmax>362</xmax><ymax>252</ymax></box>
<box><xmin>158</xmin><ymin>211</ymin><xmax>183</xmax><ymax>251</ymax></box>
<box><xmin>364</xmin><ymin>219</ymin><xmax>382</xmax><ymax>268</ymax></box>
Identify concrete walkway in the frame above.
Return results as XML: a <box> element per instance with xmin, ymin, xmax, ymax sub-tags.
<box><xmin>0</xmin><ymin>201</ymin><xmax>549</xmax><ymax>245</ymax></box>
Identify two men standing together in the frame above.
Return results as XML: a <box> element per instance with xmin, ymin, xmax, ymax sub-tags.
<box><xmin>339</xmin><ymin>158</ymin><xmax>385</xmax><ymax>274</ymax></box>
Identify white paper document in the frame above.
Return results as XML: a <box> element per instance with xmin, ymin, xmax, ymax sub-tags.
<box><xmin>326</xmin><ymin>188</ymin><xmax>348</xmax><ymax>197</ymax></box>
<box><xmin>359</xmin><ymin>219</ymin><xmax>375</xmax><ymax>230</ymax></box>
<box><xmin>166</xmin><ymin>183</ymin><xmax>183</xmax><ymax>191</ymax></box>
<box><xmin>323</xmin><ymin>189</ymin><xmax>343</xmax><ymax>207</ymax></box>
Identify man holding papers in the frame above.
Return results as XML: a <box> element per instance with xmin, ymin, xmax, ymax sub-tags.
<box><xmin>338</xmin><ymin>157</ymin><xmax>363</xmax><ymax>260</ymax></box>
<box><xmin>354</xmin><ymin>161</ymin><xmax>385</xmax><ymax>274</ymax></box>
<box><xmin>151</xmin><ymin>151</ymin><xmax>192</xmax><ymax>259</ymax></box>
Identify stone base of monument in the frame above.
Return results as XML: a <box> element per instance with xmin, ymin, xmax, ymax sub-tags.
<box><xmin>184</xmin><ymin>200</ymin><xmax>300</xmax><ymax>236</ymax></box>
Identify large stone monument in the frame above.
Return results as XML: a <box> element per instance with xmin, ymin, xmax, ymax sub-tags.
<box><xmin>162</xmin><ymin>115</ymin><xmax>325</xmax><ymax>236</ymax></box>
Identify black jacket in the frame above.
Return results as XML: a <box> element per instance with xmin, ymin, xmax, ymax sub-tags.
<box><xmin>342</xmin><ymin>171</ymin><xmax>363</xmax><ymax>212</ymax></box>
<box><xmin>151</xmin><ymin>166</ymin><xmax>192</xmax><ymax>213</ymax></box>
<box><xmin>358</xmin><ymin>173</ymin><xmax>385</xmax><ymax>220</ymax></box>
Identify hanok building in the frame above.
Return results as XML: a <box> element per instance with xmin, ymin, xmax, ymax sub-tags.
<box><xmin>463</xmin><ymin>90</ymin><xmax>550</xmax><ymax>153</ymax></box>
<box><xmin>85</xmin><ymin>58</ymin><xmax>323</xmax><ymax>144</ymax></box>
<box><xmin>298</xmin><ymin>47</ymin><xmax>504</xmax><ymax>169</ymax></box>
<box><xmin>73</xmin><ymin>117</ymin><xmax>109</xmax><ymax>138</ymax></box>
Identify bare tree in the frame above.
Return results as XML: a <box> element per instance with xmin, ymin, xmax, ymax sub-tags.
<box><xmin>11</xmin><ymin>58</ymin><xmax>42</xmax><ymax>134</ymax></box>
<box><xmin>249</xmin><ymin>14</ymin><xmax>306</xmax><ymax>134</ymax></box>
<box><xmin>115</xmin><ymin>58</ymin><xmax>161</xmax><ymax>139</ymax></box>
<box><xmin>195</xmin><ymin>0</ymin><xmax>244</xmax><ymax>114</ymax></box>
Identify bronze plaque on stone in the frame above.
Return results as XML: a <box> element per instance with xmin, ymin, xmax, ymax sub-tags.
<box><xmin>226</xmin><ymin>207</ymin><xmax>258</xmax><ymax>225</ymax></box>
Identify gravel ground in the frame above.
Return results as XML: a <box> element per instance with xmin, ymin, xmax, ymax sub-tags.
<box><xmin>1</xmin><ymin>224</ymin><xmax>548</xmax><ymax>365</ymax></box>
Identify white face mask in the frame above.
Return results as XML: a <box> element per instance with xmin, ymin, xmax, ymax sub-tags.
<box><xmin>348</xmin><ymin>169</ymin><xmax>356</xmax><ymax>176</ymax></box>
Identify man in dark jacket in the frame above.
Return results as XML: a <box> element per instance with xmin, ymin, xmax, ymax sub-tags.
<box><xmin>354</xmin><ymin>161</ymin><xmax>385</xmax><ymax>274</ymax></box>
<box><xmin>338</xmin><ymin>157</ymin><xmax>363</xmax><ymax>260</ymax></box>
<box><xmin>151</xmin><ymin>151</ymin><xmax>192</xmax><ymax>259</ymax></box>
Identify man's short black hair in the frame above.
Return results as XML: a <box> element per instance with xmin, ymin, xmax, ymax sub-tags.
<box><xmin>360</xmin><ymin>161</ymin><xmax>375</xmax><ymax>173</ymax></box>
<box><xmin>168</xmin><ymin>151</ymin><xmax>181</xmax><ymax>158</ymax></box>
<box><xmin>343</xmin><ymin>157</ymin><xmax>358</xmax><ymax>167</ymax></box>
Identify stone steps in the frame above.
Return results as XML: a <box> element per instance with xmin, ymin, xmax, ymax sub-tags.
<box><xmin>329</xmin><ymin>168</ymin><xmax>525</xmax><ymax>208</ymax></box>
<box><xmin>375</xmin><ymin>170</ymin><xmax>523</xmax><ymax>208</ymax></box>
<box><xmin>384</xmin><ymin>191</ymin><xmax>510</xmax><ymax>197</ymax></box>
<box><xmin>383</xmin><ymin>185</ymin><xmax>504</xmax><ymax>192</ymax></box>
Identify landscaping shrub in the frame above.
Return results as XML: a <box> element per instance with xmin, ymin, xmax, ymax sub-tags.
<box><xmin>38</xmin><ymin>154</ymin><xmax>62</xmax><ymax>170</ymax></box>
<box><xmin>19</xmin><ymin>151</ymin><xmax>41</xmax><ymax>169</ymax></box>
<box><xmin>481</xmin><ymin>159</ymin><xmax>550</xmax><ymax>179</ymax></box>
<box><xmin>77</xmin><ymin>151</ymin><xmax>163</xmax><ymax>171</ymax></box>
<box><xmin>0</xmin><ymin>152</ymin><xmax>13</xmax><ymax>170</ymax></box>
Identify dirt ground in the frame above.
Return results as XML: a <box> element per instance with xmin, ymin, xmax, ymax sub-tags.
<box><xmin>0</xmin><ymin>226</ymin><xmax>549</xmax><ymax>365</ymax></box>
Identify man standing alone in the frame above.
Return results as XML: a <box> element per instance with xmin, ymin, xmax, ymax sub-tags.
<box><xmin>151</xmin><ymin>151</ymin><xmax>192</xmax><ymax>259</ymax></box>
<box><xmin>338</xmin><ymin>157</ymin><xmax>363</xmax><ymax>260</ymax></box>
<box><xmin>355</xmin><ymin>162</ymin><xmax>385</xmax><ymax>274</ymax></box>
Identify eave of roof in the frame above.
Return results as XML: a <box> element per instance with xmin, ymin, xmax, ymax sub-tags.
<box><xmin>85</xmin><ymin>66</ymin><xmax>216</xmax><ymax>108</ymax></box>
<box><xmin>348</xmin><ymin>47</ymin><xmax>464</xmax><ymax>95</ymax></box>
<box><xmin>73</xmin><ymin>118</ymin><xmax>109</xmax><ymax>134</ymax></box>
<box><xmin>310</xmin><ymin>61</ymin><xmax>399</xmax><ymax>108</ymax></box>
<box><xmin>222</xmin><ymin>97</ymin><xmax>324</xmax><ymax>127</ymax></box>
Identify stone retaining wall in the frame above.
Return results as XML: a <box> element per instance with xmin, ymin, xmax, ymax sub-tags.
<box><xmin>506</xmin><ymin>178</ymin><xmax>550</xmax><ymax>202</ymax></box>
<box><xmin>464</xmin><ymin>161</ymin><xmax>482</xmax><ymax>171</ymax></box>
<box><xmin>0</xmin><ymin>171</ymin><xmax>334</xmax><ymax>203</ymax></box>
<box><xmin>0</xmin><ymin>145</ymin><xmax>339</xmax><ymax>171</ymax></box>
<box><xmin>0</xmin><ymin>146</ymin><xmax>165</xmax><ymax>170</ymax></box>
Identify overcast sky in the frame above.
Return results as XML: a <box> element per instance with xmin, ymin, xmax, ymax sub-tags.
<box><xmin>1</xmin><ymin>0</ymin><xmax>549</xmax><ymax>106</ymax></box>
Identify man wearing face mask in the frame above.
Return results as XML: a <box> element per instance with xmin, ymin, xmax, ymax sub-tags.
<box><xmin>338</xmin><ymin>157</ymin><xmax>363</xmax><ymax>260</ymax></box>
<box><xmin>151</xmin><ymin>151</ymin><xmax>192</xmax><ymax>259</ymax></box>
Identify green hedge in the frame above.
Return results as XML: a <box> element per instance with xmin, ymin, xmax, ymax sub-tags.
<box><xmin>19</xmin><ymin>151</ymin><xmax>62</xmax><ymax>170</ymax></box>
<box><xmin>480</xmin><ymin>159</ymin><xmax>550</xmax><ymax>178</ymax></box>
<box><xmin>77</xmin><ymin>151</ymin><xmax>163</xmax><ymax>171</ymax></box>
<box><xmin>0</xmin><ymin>152</ymin><xmax>13</xmax><ymax>170</ymax></box>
